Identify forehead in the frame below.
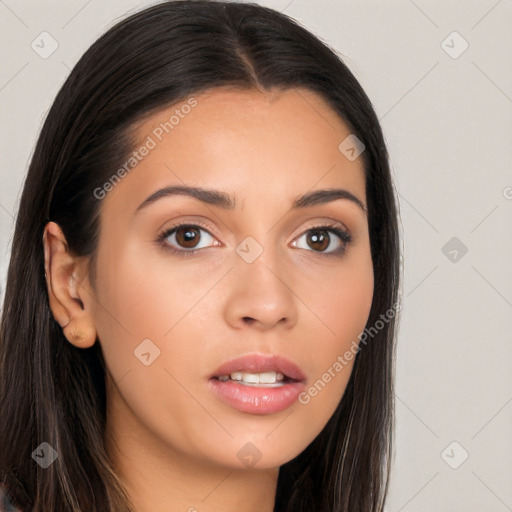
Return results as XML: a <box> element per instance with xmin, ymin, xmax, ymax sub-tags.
<box><xmin>104</xmin><ymin>86</ymin><xmax>367</xmax><ymax>212</ymax></box>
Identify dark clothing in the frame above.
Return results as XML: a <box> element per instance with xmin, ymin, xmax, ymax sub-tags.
<box><xmin>0</xmin><ymin>483</ymin><xmax>23</xmax><ymax>512</ymax></box>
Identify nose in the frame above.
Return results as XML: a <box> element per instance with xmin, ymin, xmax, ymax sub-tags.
<box><xmin>223</xmin><ymin>248</ymin><xmax>298</xmax><ymax>331</ymax></box>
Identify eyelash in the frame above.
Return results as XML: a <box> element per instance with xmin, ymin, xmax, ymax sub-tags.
<box><xmin>155</xmin><ymin>221</ymin><xmax>353</xmax><ymax>258</ymax></box>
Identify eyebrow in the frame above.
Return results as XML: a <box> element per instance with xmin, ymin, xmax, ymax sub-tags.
<box><xmin>135</xmin><ymin>185</ymin><xmax>367</xmax><ymax>215</ymax></box>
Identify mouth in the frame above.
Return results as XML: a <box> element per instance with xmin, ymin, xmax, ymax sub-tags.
<box><xmin>213</xmin><ymin>370</ymin><xmax>299</xmax><ymax>387</ymax></box>
<box><xmin>207</xmin><ymin>353</ymin><xmax>307</xmax><ymax>415</ymax></box>
<box><xmin>209</xmin><ymin>352</ymin><xmax>306</xmax><ymax>386</ymax></box>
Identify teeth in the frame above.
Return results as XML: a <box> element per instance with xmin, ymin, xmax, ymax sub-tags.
<box><xmin>217</xmin><ymin>371</ymin><xmax>286</xmax><ymax>386</ymax></box>
<box><xmin>231</xmin><ymin>371</ymin><xmax>244</xmax><ymax>382</ymax></box>
<box><xmin>259</xmin><ymin>371</ymin><xmax>282</xmax><ymax>384</ymax></box>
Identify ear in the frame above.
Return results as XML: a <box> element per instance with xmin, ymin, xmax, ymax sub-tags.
<box><xmin>43</xmin><ymin>221</ymin><xmax>97</xmax><ymax>348</ymax></box>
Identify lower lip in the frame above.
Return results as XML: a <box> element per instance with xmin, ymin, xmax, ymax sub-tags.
<box><xmin>207</xmin><ymin>378</ymin><xmax>306</xmax><ymax>415</ymax></box>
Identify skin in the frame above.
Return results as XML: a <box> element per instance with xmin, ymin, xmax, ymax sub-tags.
<box><xmin>43</xmin><ymin>87</ymin><xmax>374</xmax><ymax>512</ymax></box>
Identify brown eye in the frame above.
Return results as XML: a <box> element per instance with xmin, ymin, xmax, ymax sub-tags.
<box><xmin>292</xmin><ymin>225</ymin><xmax>351</xmax><ymax>256</ymax></box>
<box><xmin>306</xmin><ymin>229</ymin><xmax>330</xmax><ymax>252</ymax></box>
<box><xmin>160</xmin><ymin>224</ymin><xmax>217</xmax><ymax>253</ymax></box>
<box><xmin>174</xmin><ymin>226</ymin><xmax>201</xmax><ymax>248</ymax></box>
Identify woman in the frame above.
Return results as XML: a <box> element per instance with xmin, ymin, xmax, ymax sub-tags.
<box><xmin>0</xmin><ymin>1</ymin><xmax>401</xmax><ymax>511</ymax></box>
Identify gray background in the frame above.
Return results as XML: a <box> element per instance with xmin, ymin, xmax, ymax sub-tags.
<box><xmin>1</xmin><ymin>1</ymin><xmax>511</xmax><ymax>510</ymax></box>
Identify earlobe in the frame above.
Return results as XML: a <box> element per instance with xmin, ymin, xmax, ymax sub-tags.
<box><xmin>62</xmin><ymin>319</ymin><xmax>98</xmax><ymax>349</ymax></box>
<box><xmin>43</xmin><ymin>221</ymin><xmax>97</xmax><ymax>348</ymax></box>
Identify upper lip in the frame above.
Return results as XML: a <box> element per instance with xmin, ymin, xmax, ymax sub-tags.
<box><xmin>210</xmin><ymin>353</ymin><xmax>306</xmax><ymax>381</ymax></box>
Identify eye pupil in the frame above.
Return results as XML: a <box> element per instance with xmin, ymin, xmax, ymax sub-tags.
<box><xmin>307</xmin><ymin>229</ymin><xmax>329</xmax><ymax>251</ymax></box>
<box><xmin>176</xmin><ymin>226</ymin><xmax>200</xmax><ymax>248</ymax></box>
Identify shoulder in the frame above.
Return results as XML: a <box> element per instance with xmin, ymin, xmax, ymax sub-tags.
<box><xmin>0</xmin><ymin>482</ymin><xmax>24</xmax><ymax>512</ymax></box>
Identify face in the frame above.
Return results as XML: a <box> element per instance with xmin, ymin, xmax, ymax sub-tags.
<box><xmin>88</xmin><ymin>87</ymin><xmax>373</xmax><ymax>469</ymax></box>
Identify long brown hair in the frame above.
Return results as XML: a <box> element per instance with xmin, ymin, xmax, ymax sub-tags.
<box><xmin>0</xmin><ymin>1</ymin><xmax>401</xmax><ymax>510</ymax></box>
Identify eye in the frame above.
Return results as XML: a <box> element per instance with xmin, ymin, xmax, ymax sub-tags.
<box><xmin>156</xmin><ymin>221</ymin><xmax>352</xmax><ymax>257</ymax></box>
<box><xmin>292</xmin><ymin>224</ymin><xmax>352</xmax><ymax>256</ymax></box>
<box><xmin>157</xmin><ymin>223</ymin><xmax>218</xmax><ymax>255</ymax></box>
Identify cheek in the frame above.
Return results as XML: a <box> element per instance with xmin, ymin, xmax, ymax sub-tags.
<box><xmin>325</xmin><ymin>268</ymin><xmax>374</xmax><ymax>340</ymax></box>
<box><xmin>91</xmin><ymin>249</ymin><xmax>204</xmax><ymax>443</ymax></box>
<box><xmin>312</xmin><ymin>249</ymin><xmax>374</xmax><ymax>346</ymax></box>
<box><xmin>91</xmin><ymin>243</ymin><xmax>214</xmax><ymax>389</ymax></box>
<box><xmin>295</xmin><ymin>250</ymin><xmax>373</xmax><ymax>418</ymax></box>
<box><xmin>93</xmin><ymin>244</ymin><xmax>180</xmax><ymax>337</ymax></box>
<box><xmin>90</xmin><ymin>244</ymin><xmax>171</xmax><ymax>383</ymax></box>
